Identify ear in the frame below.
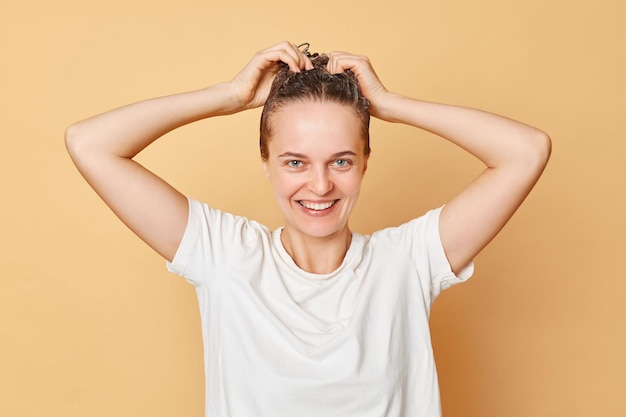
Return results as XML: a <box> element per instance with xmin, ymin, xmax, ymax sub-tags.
<box><xmin>361</xmin><ymin>157</ymin><xmax>369</xmax><ymax>175</ymax></box>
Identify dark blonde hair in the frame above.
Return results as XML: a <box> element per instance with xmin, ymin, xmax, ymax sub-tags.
<box><xmin>259</xmin><ymin>53</ymin><xmax>371</xmax><ymax>161</ymax></box>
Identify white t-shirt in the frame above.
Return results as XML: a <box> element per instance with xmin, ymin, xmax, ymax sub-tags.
<box><xmin>167</xmin><ymin>198</ymin><xmax>473</xmax><ymax>417</ymax></box>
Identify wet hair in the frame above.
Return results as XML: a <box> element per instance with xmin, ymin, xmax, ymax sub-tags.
<box><xmin>259</xmin><ymin>53</ymin><xmax>371</xmax><ymax>161</ymax></box>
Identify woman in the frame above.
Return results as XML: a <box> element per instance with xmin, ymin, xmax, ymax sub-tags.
<box><xmin>66</xmin><ymin>42</ymin><xmax>550</xmax><ymax>416</ymax></box>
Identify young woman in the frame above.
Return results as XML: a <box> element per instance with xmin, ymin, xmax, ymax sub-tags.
<box><xmin>66</xmin><ymin>41</ymin><xmax>551</xmax><ymax>416</ymax></box>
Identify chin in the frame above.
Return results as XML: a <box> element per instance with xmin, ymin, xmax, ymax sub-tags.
<box><xmin>291</xmin><ymin>221</ymin><xmax>349</xmax><ymax>240</ymax></box>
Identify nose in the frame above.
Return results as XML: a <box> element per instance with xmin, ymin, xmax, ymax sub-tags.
<box><xmin>307</xmin><ymin>166</ymin><xmax>334</xmax><ymax>195</ymax></box>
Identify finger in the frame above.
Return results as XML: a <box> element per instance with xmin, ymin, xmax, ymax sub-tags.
<box><xmin>260</xmin><ymin>41</ymin><xmax>312</xmax><ymax>73</ymax></box>
<box><xmin>326</xmin><ymin>52</ymin><xmax>370</xmax><ymax>75</ymax></box>
<box><xmin>295</xmin><ymin>43</ymin><xmax>314</xmax><ymax>70</ymax></box>
<box><xmin>325</xmin><ymin>52</ymin><xmax>388</xmax><ymax>102</ymax></box>
<box><xmin>287</xmin><ymin>42</ymin><xmax>314</xmax><ymax>71</ymax></box>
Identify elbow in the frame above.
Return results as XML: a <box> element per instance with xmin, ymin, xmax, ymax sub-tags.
<box><xmin>64</xmin><ymin>122</ymin><xmax>93</xmax><ymax>163</ymax></box>
<box><xmin>64</xmin><ymin>123</ymin><xmax>82</xmax><ymax>159</ymax></box>
<box><xmin>532</xmin><ymin>129</ymin><xmax>552</xmax><ymax>169</ymax></box>
<box><xmin>499</xmin><ymin>129</ymin><xmax>551</xmax><ymax>180</ymax></box>
<box><xmin>518</xmin><ymin>129</ymin><xmax>551</xmax><ymax>173</ymax></box>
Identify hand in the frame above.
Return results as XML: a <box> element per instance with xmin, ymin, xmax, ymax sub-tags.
<box><xmin>325</xmin><ymin>52</ymin><xmax>390</xmax><ymax>118</ymax></box>
<box><xmin>227</xmin><ymin>42</ymin><xmax>313</xmax><ymax>111</ymax></box>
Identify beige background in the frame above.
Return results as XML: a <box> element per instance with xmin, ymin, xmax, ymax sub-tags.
<box><xmin>1</xmin><ymin>0</ymin><xmax>624</xmax><ymax>415</ymax></box>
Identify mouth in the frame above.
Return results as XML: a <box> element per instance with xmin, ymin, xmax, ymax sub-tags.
<box><xmin>297</xmin><ymin>200</ymin><xmax>338</xmax><ymax>211</ymax></box>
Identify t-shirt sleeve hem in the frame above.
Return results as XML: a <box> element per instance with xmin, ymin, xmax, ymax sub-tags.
<box><xmin>428</xmin><ymin>206</ymin><xmax>475</xmax><ymax>292</ymax></box>
<box><xmin>166</xmin><ymin>196</ymin><xmax>198</xmax><ymax>279</ymax></box>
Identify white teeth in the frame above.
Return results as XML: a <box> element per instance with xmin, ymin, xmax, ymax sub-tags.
<box><xmin>299</xmin><ymin>200</ymin><xmax>335</xmax><ymax>211</ymax></box>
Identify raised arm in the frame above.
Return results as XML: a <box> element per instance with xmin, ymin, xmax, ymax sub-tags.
<box><xmin>65</xmin><ymin>42</ymin><xmax>313</xmax><ymax>261</ymax></box>
<box><xmin>327</xmin><ymin>52</ymin><xmax>551</xmax><ymax>275</ymax></box>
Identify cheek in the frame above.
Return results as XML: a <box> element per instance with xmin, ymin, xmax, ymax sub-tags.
<box><xmin>271</xmin><ymin>174</ymin><xmax>300</xmax><ymax>198</ymax></box>
<box><xmin>337</xmin><ymin>174</ymin><xmax>364</xmax><ymax>198</ymax></box>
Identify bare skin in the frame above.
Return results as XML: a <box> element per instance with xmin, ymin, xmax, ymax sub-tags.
<box><xmin>263</xmin><ymin>101</ymin><xmax>369</xmax><ymax>273</ymax></box>
<box><xmin>65</xmin><ymin>42</ymin><xmax>551</xmax><ymax>275</ymax></box>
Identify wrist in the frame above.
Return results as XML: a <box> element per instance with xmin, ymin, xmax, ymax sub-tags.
<box><xmin>198</xmin><ymin>82</ymin><xmax>247</xmax><ymax>116</ymax></box>
<box><xmin>369</xmin><ymin>92</ymin><xmax>405</xmax><ymax>122</ymax></box>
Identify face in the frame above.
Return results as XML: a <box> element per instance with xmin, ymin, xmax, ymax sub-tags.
<box><xmin>263</xmin><ymin>100</ymin><xmax>368</xmax><ymax>241</ymax></box>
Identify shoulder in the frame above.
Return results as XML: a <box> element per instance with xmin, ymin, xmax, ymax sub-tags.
<box><xmin>187</xmin><ymin>197</ymin><xmax>270</xmax><ymax>236</ymax></box>
<box><xmin>371</xmin><ymin>207</ymin><xmax>442</xmax><ymax>247</ymax></box>
<box><xmin>368</xmin><ymin>207</ymin><xmax>472</xmax><ymax>292</ymax></box>
<box><xmin>167</xmin><ymin>197</ymin><xmax>272</xmax><ymax>285</ymax></box>
<box><xmin>175</xmin><ymin>198</ymin><xmax>271</xmax><ymax>259</ymax></box>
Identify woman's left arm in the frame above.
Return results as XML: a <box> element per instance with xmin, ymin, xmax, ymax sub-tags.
<box><xmin>328</xmin><ymin>53</ymin><xmax>552</xmax><ymax>275</ymax></box>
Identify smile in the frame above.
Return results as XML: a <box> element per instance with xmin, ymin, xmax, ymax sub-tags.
<box><xmin>297</xmin><ymin>200</ymin><xmax>338</xmax><ymax>211</ymax></box>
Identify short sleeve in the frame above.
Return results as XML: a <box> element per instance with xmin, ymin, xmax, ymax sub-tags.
<box><xmin>166</xmin><ymin>197</ymin><xmax>261</xmax><ymax>287</ymax></box>
<box><xmin>406</xmin><ymin>206</ymin><xmax>474</xmax><ymax>300</ymax></box>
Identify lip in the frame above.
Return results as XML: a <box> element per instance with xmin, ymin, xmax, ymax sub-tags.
<box><xmin>296</xmin><ymin>199</ymin><xmax>340</xmax><ymax>214</ymax></box>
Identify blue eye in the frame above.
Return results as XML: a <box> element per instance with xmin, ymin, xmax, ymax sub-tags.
<box><xmin>288</xmin><ymin>160</ymin><xmax>303</xmax><ymax>168</ymax></box>
<box><xmin>335</xmin><ymin>159</ymin><xmax>350</xmax><ymax>167</ymax></box>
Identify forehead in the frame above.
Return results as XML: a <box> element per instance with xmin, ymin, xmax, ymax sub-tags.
<box><xmin>268</xmin><ymin>101</ymin><xmax>364</xmax><ymax>155</ymax></box>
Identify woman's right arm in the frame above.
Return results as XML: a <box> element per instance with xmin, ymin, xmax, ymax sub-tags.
<box><xmin>65</xmin><ymin>42</ymin><xmax>312</xmax><ymax>261</ymax></box>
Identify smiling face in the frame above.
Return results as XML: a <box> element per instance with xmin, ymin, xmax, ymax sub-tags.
<box><xmin>263</xmin><ymin>100</ymin><xmax>368</xmax><ymax>242</ymax></box>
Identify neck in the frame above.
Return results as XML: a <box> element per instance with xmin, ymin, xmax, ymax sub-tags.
<box><xmin>280</xmin><ymin>227</ymin><xmax>352</xmax><ymax>274</ymax></box>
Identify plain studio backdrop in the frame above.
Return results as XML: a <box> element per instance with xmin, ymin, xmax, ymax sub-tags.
<box><xmin>1</xmin><ymin>0</ymin><xmax>624</xmax><ymax>416</ymax></box>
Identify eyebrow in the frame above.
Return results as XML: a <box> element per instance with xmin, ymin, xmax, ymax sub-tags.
<box><xmin>277</xmin><ymin>151</ymin><xmax>358</xmax><ymax>159</ymax></box>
